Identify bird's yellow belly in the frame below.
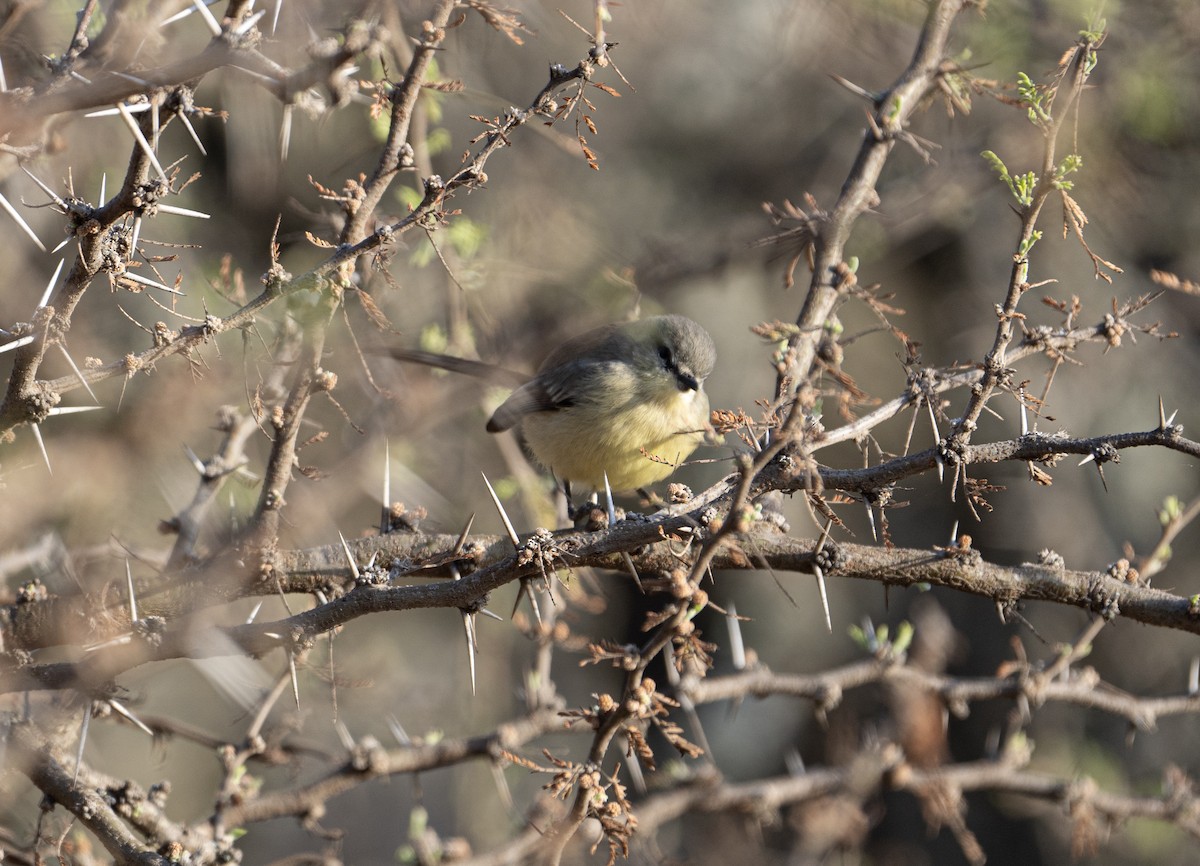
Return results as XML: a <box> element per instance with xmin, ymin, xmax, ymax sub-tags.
<box><xmin>522</xmin><ymin>390</ymin><xmax>708</xmax><ymax>492</ymax></box>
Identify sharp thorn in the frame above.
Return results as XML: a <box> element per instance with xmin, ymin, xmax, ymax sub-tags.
<box><xmin>725</xmin><ymin>600</ymin><xmax>746</xmax><ymax>670</ymax></box>
<box><xmin>0</xmin><ymin>189</ymin><xmax>47</xmax><ymax>252</ymax></box>
<box><xmin>461</xmin><ymin>611</ymin><xmax>478</xmax><ymax>696</ymax></box>
<box><xmin>481</xmin><ymin>472</ymin><xmax>520</xmax><ymax>548</ymax></box>
<box><xmin>603</xmin><ymin>472</ymin><xmax>616</xmax><ymax>526</ymax></box>
<box><xmin>380</xmin><ymin>440</ymin><xmax>392</xmax><ymax>535</ymax></box>
<box><xmin>125</xmin><ymin>559</ymin><xmax>138</xmax><ymax>622</ymax></box>
<box><xmin>0</xmin><ymin>335</ymin><xmax>35</xmax><ymax>354</ymax></box>
<box><xmin>183</xmin><ymin>442</ymin><xmax>205</xmax><ymax>474</ymax></box>
<box><xmin>31</xmin><ymin>423</ymin><xmax>51</xmax><ymax>475</ymax></box>
<box><xmin>453</xmin><ymin>512</ymin><xmax>476</xmax><ymax>555</ymax></box>
<box><xmin>178</xmin><ymin>111</ymin><xmax>208</xmax><ymax>155</ymax></box>
<box><xmin>280</xmin><ymin>103</ymin><xmax>293</xmax><ymax>162</ymax></box>
<box><xmin>74</xmin><ymin>702</ymin><xmax>91</xmax><ymax>787</ymax></box>
<box><xmin>338</xmin><ymin>531</ymin><xmax>361</xmax><ymax>580</ymax></box>
<box><xmin>120</xmin><ymin>270</ymin><xmax>182</xmax><ymax>294</ymax></box>
<box><xmin>288</xmin><ymin>651</ymin><xmax>301</xmax><ymax>710</ymax></box>
<box><xmin>189</xmin><ymin>0</ymin><xmax>223</xmax><ymax>35</ymax></box>
<box><xmin>108</xmin><ymin>699</ymin><xmax>154</xmax><ymax>737</ymax></box>
<box><xmin>157</xmin><ymin>203</ymin><xmax>212</xmax><ymax>219</ymax></box>
<box><xmin>116</xmin><ymin>102</ymin><xmax>170</xmax><ymax>185</ymax></box>
<box><xmin>38</xmin><ymin>258</ymin><xmax>65</xmax><ymax>309</ymax></box>
<box><xmin>621</xmin><ymin>550</ymin><xmax>644</xmax><ymax>593</ymax></box>
<box><xmin>233</xmin><ymin>9</ymin><xmax>265</xmax><ymax>36</ymax></box>
<box><xmin>813</xmin><ymin>564</ymin><xmax>832</xmax><ymax>633</ymax></box>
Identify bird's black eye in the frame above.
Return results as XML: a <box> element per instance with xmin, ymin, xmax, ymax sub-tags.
<box><xmin>658</xmin><ymin>345</ymin><xmax>673</xmax><ymax>366</ymax></box>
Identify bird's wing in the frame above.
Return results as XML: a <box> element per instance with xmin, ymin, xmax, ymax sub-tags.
<box><xmin>486</xmin><ymin>379</ymin><xmax>560</xmax><ymax>432</ymax></box>
<box><xmin>383</xmin><ymin>348</ymin><xmax>527</xmax><ymax>386</ymax></box>
<box><xmin>486</xmin><ymin>356</ymin><xmax>616</xmax><ymax>432</ymax></box>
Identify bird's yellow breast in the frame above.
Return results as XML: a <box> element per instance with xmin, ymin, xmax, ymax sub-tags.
<box><xmin>522</xmin><ymin>384</ymin><xmax>709</xmax><ymax>492</ymax></box>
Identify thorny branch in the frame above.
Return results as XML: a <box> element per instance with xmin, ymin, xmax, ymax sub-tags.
<box><xmin>3</xmin><ymin>2</ymin><xmax>1200</xmax><ymax>865</ymax></box>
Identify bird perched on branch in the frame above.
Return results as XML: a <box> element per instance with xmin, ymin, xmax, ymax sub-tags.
<box><xmin>387</xmin><ymin>314</ymin><xmax>716</xmax><ymax>497</ymax></box>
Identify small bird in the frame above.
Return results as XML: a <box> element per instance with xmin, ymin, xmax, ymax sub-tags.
<box><xmin>388</xmin><ymin>315</ymin><xmax>716</xmax><ymax>496</ymax></box>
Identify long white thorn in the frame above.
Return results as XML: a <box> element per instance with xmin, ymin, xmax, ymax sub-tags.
<box><xmin>74</xmin><ymin>702</ymin><xmax>91</xmax><ymax>786</ymax></box>
<box><xmin>160</xmin><ymin>0</ymin><xmax>219</xmax><ymax>27</ymax></box>
<box><xmin>481</xmin><ymin>472</ymin><xmax>520</xmax><ymax>548</ymax></box>
<box><xmin>603</xmin><ymin>472</ymin><xmax>616</xmax><ymax>525</ymax></box>
<box><xmin>234</xmin><ymin>9</ymin><xmax>265</xmax><ymax>35</ymax></box>
<box><xmin>31</xmin><ymin>423</ymin><xmax>51</xmax><ymax>475</ymax></box>
<box><xmin>157</xmin><ymin>203</ymin><xmax>211</xmax><ymax>219</ymax></box>
<box><xmin>85</xmin><ymin>103</ymin><xmax>151</xmax><ymax>118</ymax></box>
<box><xmin>109</xmin><ymin>699</ymin><xmax>155</xmax><ymax>736</ymax></box>
<box><xmin>0</xmin><ymin>335</ymin><xmax>35</xmax><ymax>354</ymax></box>
<box><xmin>461</xmin><ymin>609</ymin><xmax>478</xmax><ymax>696</ymax></box>
<box><xmin>380</xmin><ymin>440</ymin><xmax>392</xmax><ymax>534</ymax></box>
<box><xmin>189</xmin><ymin>0</ymin><xmax>223</xmax><ymax>35</ymax></box>
<box><xmin>38</xmin><ymin>258</ymin><xmax>64</xmax><ymax>309</ymax></box>
<box><xmin>726</xmin><ymin>600</ymin><xmax>746</xmax><ymax>670</ymax></box>
<box><xmin>47</xmin><ymin>405</ymin><xmax>102</xmax><ymax>416</ymax></box>
<box><xmin>130</xmin><ymin>215</ymin><xmax>142</xmax><ymax>258</ymax></box>
<box><xmin>183</xmin><ymin>443</ymin><xmax>205</xmax><ymax>474</ymax></box>
<box><xmin>20</xmin><ymin>165</ymin><xmax>66</xmax><ymax>209</ymax></box>
<box><xmin>57</xmin><ymin>344</ymin><xmax>98</xmax><ymax>403</ymax></box>
<box><xmin>813</xmin><ymin>564</ymin><xmax>832</xmax><ymax>633</ymax></box>
<box><xmin>126</xmin><ymin>559</ymin><xmax>139</xmax><ymax>622</ymax></box>
<box><xmin>0</xmin><ymin>190</ymin><xmax>47</xmax><ymax>252</ymax></box>
<box><xmin>288</xmin><ymin>651</ymin><xmax>301</xmax><ymax>710</ymax></box>
<box><xmin>116</xmin><ymin>102</ymin><xmax>169</xmax><ymax>185</ymax></box>
<box><xmin>121</xmin><ymin>270</ymin><xmax>183</xmax><ymax>295</ymax></box>
<box><xmin>279</xmin><ymin>103</ymin><xmax>293</xmax><ymax>162</ymax></box>
<box><xmin>338</xmin><ymin>531</ymin><xmax>361</xmax><ymax>580</ymax></box>
<box><xmin>111</xmin><ymin>71</ymin><xmax>150</xmax><ymax>87</ymax></box>
<box><xmin>178</xmin><ymin>111</ymin><xmax>208</xmax><ymax>155</ymax></box>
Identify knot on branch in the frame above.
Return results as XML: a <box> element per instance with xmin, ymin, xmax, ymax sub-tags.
<box><xmin>21</xmin><ymin>384</ymin><xmax>59</xmax><ymax>423</ymax></box>
<box><xmin>1105</xmin><ymin>558</ymin><xmax>1139</xmax><ymax>585</ymax></box>
<box><xmin>1036</xmin><ymin>549</ymin><xmax>1066</xmax><ymax>569</ymax></box>
<box><xmin>516</xmin><ymin>528</ymin><xmax>568</xmax><ymax>580</ymax></box>
<box><xmin>133</xmin><ymin>616</ymin><xmax>167</xmax><ymax>647</ymax></box>
<box><xmin>349</xmin><ymin>735</ymin><xmax>388</xmax><ymax>774</ymax></box>
<box><xmin>1089</xmin><ymin>443</ymin><xmax>1120</xmax><ymax>466</ymax></box>
<box><xmin>936</xmin><ymin>437</ymin><xmax>965</xmax><ymax>469</ymax></box>
<box><xmin>1102</xmin><ymin>312</ymin><xmax>1127</xmax><ymax>348</ymax></box>
<box><xmin>16</xmin><ymin>578</ymin><xmax>48</xmax><ymax>603</ymax></box>
<box><xmin>1085</xmin><ymin>575</ymin><xmax>1122</xmax><ymax>620</ymax></box>
<box><xmin>814</xmin><ymin>539</ymin><xmax>846</xmax><ymax>573</ymax></box>
<box><xmin>105</xmin><ymin>780</ymin><xmax>150</xmax><ymax>823</ymax></box>
<box><xmin>354</xmin><ymin>559</ymin><xmax>390</xmax><ymax>588</ymax></box>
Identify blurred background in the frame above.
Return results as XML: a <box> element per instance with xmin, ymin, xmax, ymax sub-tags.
<box><xmin>2</xmin><ymin>0</ymin><xmax>1199</xmax><ymax>863</ymax></box>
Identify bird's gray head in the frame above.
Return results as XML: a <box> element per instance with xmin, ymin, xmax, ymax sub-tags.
<box><xmin>639</xmin><ymin>315</ymin><xmax>716</xmax><ymax>392</ymax></box>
